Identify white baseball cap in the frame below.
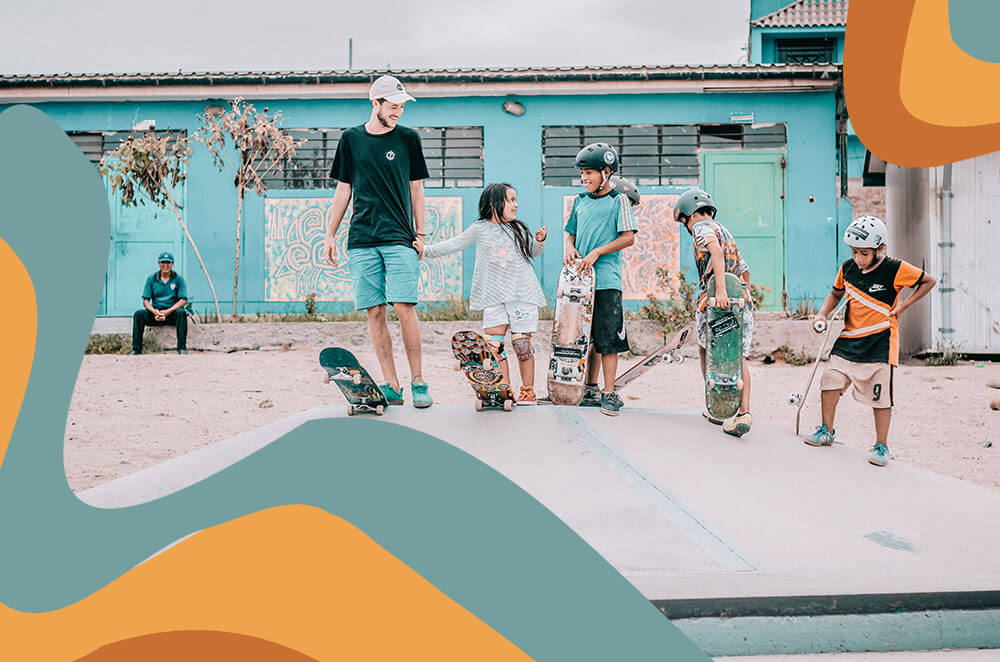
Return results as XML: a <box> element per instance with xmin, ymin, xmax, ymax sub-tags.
<box><xmin>369</xmin><ymin>75</ymin><xmax>415</xmax><ymax>103</ymax></box>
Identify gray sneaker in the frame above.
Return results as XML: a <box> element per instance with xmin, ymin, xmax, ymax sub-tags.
<box><xmin>601</xmin><ymin>391</ymin><xmax>623</xmax><ymax>417</ymax></box>
<box><xmin>579</xmin><ymin>383</ymin><xmax>601</xmax><ymax>407</ymax></box>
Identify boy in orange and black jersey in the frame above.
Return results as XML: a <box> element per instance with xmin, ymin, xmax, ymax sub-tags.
<box><xmin>803</xmin><ymin>216</ymin><xmax>936</xmax><ymax>467</ymax></box>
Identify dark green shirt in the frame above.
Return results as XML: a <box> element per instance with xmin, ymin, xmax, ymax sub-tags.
<box><xmin>142</xmin><ymin>271</ymin><xmax>187</xmax><ymax>309</ymax></box>
<box><xmin>330</xmin><ymin>124</ymin><xmax>429</xmax><ymax>250</ymax></box>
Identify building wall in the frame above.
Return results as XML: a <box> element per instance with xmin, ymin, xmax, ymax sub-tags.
<box><xmin>3</xmin><ymin>89</ymin><xmax>840</xmax><ymax>314</ymax></box>
<box><xmin>885</xmin><ymin>165</ymin><xmax>934</xmax><ymax>357</ymax></box>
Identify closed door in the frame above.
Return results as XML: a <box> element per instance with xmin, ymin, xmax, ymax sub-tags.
<box><xmin>702</xmin><ymin>150</ymin><xmax>785</xmax><ymax>310</ymax></box>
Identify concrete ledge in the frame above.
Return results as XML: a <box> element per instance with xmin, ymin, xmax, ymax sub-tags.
<box><xmin>676</xmin><ymin>609</ymin><xmax>1000</xmax><ymax>657</ymax></box>
<box><xmin>88</xmin><ymin>318</ymin><xmax>838</xmax><ymax>358</ymax></box>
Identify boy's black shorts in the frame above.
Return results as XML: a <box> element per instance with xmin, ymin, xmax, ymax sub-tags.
<box><xmin>591</xmin><ymin>288</ymin><xmax>630</xmax><ymax>355</ymax></box>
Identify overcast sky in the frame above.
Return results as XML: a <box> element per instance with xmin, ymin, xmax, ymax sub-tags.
<box><xmin>1</xmin><ymin>0</ymin><xmax>750</xmax><ymax>75</ymax></box>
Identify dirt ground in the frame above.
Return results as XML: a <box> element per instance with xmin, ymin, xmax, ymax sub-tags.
<box><xmin>65</xmin><ymin>321</ymin><xmax>1000</xmax><ymax>493</ymax></box>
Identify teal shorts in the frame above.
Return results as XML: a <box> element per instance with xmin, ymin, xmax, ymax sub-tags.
<box><xmin>348</xmin><ymin>244</ymin><xmax>420</xmax><ymax>310</ymax></box>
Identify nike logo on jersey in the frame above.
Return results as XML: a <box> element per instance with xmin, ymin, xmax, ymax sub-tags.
<box><xmin>869</xmin><ymin>284</ymin><xmax>886</xmax><ymax>293</ymax></box>
<box><xmin>617</xmin><ymin>322</ymin><xmax>627</xmax><ymax>340</ymax></box>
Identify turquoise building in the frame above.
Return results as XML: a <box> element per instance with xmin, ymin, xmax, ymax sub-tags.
<box><xmin>0</xmin><ymin>63</ymin><xmax>843</xmax><ymax>316</ymax></box>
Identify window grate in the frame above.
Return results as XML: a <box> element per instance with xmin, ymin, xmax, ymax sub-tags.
<box><xmin>261</xmin><ymin>126</ymin><xmax>484</xmax><ymax>190</ymax></box>
<box><xmin>68</xmin><ymin>130</ymin><xmax>187</xmax><ymax>166</ymax></box>
<box><xmin>775</xmin><ymin>38</ymin><xmax>836</xmax><ymax>64</ymax></box>
<box><xmin>542</xmin><ymin>123</ymin><xmax>787</xmax><ymax>186</ymax></box>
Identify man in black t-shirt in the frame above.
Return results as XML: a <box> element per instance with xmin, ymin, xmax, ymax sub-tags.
<box><xmin>322</xmin><ymin>75</ymin><xmax>433</xmax><ymax>408</ymax></box>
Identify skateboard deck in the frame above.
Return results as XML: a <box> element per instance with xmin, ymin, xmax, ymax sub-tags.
<box><xmin>788</xmin><ymin>295</ymin><xmax>849</xmax><ymax>435</ymax></box>
<box><xmin>451</xmin><ymin>330</ymin><xmax>515</xmax><ymax>411</ymax></box>
<box><xmin>614</xmin><ymin>324</ymin><xmax>693</xmax><ymax>391</ymax></box>
<box><xmin>704</xmin><ymin>273</ymin><xmax>746</xmax><ymax>420</ymax></box>
<box><xmin>547</xmin><ymin>264</ymin><xmax>595</xmax><ymax>406</ymax></box>
<box><xmin>319</xmin><ymin>347</ymin><xmax>388</xmax><ymax>416</ymax></box>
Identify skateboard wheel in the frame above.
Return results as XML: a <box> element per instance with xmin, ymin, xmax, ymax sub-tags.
<box><xmin>322</xmin><ymin>374</ymin><xmax>330</xmax><ymax>384</ymax></box>
<box><xmin>346</xmin><ymin>405</ymin><xmax>355</xmax><ymax>416</ymax></box>
<box><xmin>375</xmin><ymin>404</ymin><xmax>385</xmax><ymax>416</ymax></box>
<box><xmin>352</xmin><ymin>373</ymin><xmax>361</xmax><ymax>385</ymax></box>
<box><xmin>503</xmin><ymin>399</ymin><xmax>513</xmax><ymax>412</ymax></box>
<box><xmin>474</xmin><ymin>399</ymin><xmax>484</xmax><ymax>412</ymax></box>
<box><xmin>675</xmin><ymin>354</ymin><xmax>685</xmax><ymax>365</ymax></box>
<box><xmin>813</xmin><ymin>320</ymin><xmax>827</xmax><ymax>333</ymax></box>
<box><xmin>788</xmin><ymin>393</ymin><xmax>802</xmax><ymax>406</ymax></box>
<box><xmin>708</xmin><ymin>297</ymin><xmax>716</xmax><ymax>307</ymax></box>
<box><xmin>707</xmin><ymin>378</ymin><xmax>715</xmax><ymax>389</ymax></box>
<box><xmin>736</xmin><ymin>378</ymin><xmax>744</xmax><ymax>390</ymax></box>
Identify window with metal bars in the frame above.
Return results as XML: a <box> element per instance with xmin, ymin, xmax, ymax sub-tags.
<box><xmin>541</xmin><ymin>123</ymin><xmax>787</xmax><ymax>186</ymax></box>
<box><xmin>775</xmin><ymin>38</ymin><xmax>837</xmax><ymax>64</ymax></box>
<box><xmin>68</xmin><ymin>130</ymin><xmax>187</xmax><ymax>166</ymax></box>
<box><xmin>259</xmin><ymin>126</ymin><xmax>484</xmax><ymax>190</ymax></box>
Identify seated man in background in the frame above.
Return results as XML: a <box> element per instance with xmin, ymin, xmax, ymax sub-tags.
<box><xmin>131</xmin><ymin>251</ymin><xmax>188</xmax><ymax>355</ymax></box>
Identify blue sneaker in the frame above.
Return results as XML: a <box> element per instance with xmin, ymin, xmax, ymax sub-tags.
<box><xmin>804</xmin><ymin>424</ymin><xmax>835</xmax><ymax>447</ymax></box>
<box><xmin>868</xmin><ymin>443</ymin><xmax>889</xmax><ymax>467</ymax></box>
<box><xmin>379</xmin><ymin>383</ymin><xmax>404</xmax><ymax>406</ymax></box>
<box><xmin>411</xmin><ymin>381</ymin><xmax>433</xmax><ymax>409</ymax></box>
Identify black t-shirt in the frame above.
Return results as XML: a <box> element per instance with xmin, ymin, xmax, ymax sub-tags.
<box><xmin>330</xmin><ymin>124</ymin><xmax>429</xmax><ymax>249</ymax></box>
<box><xmin>830</xmin><ymin>257</ymin><xmax>924</xmax><ymax>366</ymax></box>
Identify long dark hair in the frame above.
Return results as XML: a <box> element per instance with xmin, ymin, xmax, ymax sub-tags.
<box><xmin>479</xmin><ymin>182</ymin><xmax>533</xmax><ymax>262</ymax></box>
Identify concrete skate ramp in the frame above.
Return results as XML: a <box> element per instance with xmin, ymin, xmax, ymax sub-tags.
<box><xmin>81</xmin><ymin>405</ymin><xmax>1000</xmax><ymax>602</ymax></box>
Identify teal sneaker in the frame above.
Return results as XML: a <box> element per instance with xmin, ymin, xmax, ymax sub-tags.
<box><xmin>411</xmin><ymin>381</ymin><xmax>433</xmax><ymax>409</ymax></box>
<box><xmin>600</xmin><ymin>391</ymin><xmax>623</xmax><ymax>417</ymax></box>
<box><xmin>379</xmin><ymin>383</ymin><xmax>404</xmax><ymax>406</ymax></box>
<box><xmin>579</xmin><ymin>383</ymin><xmax>601</xmax><ymax>407</ymax></box>
<box><xmin>868</xmin><ymin>443</ymin><xmax>889</xmax><ymax>467</ymax></box>
<box><xmin>804</xmin><ymin>424</ymin><xmax>835</xmax><ymax>447</ymax></box>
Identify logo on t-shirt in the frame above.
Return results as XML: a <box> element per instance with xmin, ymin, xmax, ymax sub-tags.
<box><xmin>170</xmin><ymin>284</ymin><xmax>176</xmax><ymax>290</ymax></box>
<box><xmin>869</xmin><ymin>284</ymin><xmax>886</xmax><ymax>293</ymax></box>
<box><xmin>385</xmin><ymin>150</ymin><xmax>396</xmax><ymax>161</ymax></box>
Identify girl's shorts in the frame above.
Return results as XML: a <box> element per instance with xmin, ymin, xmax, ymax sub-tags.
<box><xmin>482</xmin><ymin>301</ymin><xmax>539</xmax><ymax>333</ymax></box>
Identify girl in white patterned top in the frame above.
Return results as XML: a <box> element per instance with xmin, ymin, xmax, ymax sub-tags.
<box><xmin>413</xmin><ymin>183</ymin><xmax>547</xmax><ymax>404</ymax></box>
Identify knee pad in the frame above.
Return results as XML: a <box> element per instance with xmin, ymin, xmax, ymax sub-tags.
<box><xmin>511</xmin><ymin>333</ymin><xmax>533</xmax><ymax>361</ymax></box>
<box><xmin>487</xmin><ymin>334</ymin><xmax>507</xmax><ymax>361</ymax></box>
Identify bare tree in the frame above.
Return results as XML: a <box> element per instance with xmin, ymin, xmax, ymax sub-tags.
<box><xmin>100</xmin><ymin>132</ymin><xmax>222</xmax><ymax>321</ymax></box>
<box><xmin>195</xmin><ymin>99</ymin><xmax>301</xmax><ymax>318</ymax></box>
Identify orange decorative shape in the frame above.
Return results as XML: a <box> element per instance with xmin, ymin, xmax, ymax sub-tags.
<box><xmin>845</xmin><ymin>0</ymin><xmax>1000</xmax><ymax>165</ymax></box>
<box><xmin>0</xmin><ymin>238</ymin><xmax>36</xmax><ymax>468</ymax></box>
<box><xmin>900</xmin><ymin>0</ymin><xmax>1000</xmax><ymax>127</ymax></box>
<box><xmin>0</xmin><ymin>506</ymin><xmax>530</xmax><ymax>661</ymax></box>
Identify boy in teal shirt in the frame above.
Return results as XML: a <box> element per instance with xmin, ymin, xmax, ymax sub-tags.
<box><xmin>563</xmin><ymin>143</ymin><xmax>638</xmax><ymax>416</ymax></box>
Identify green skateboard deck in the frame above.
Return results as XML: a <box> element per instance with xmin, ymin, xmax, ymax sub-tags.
<box><xmin>704</xmin><ymin>273</ymin><xmax>746</xmax><ymax>420</ymax></box>
<box><xmin>451</xmin><ymin>330</ymin><xmax>515</xmax><ymax>411</ymax></box>
<box><xmin>319</xmin><ymin>347</ymin><xmax>388</xmax><ymax>416</ymax></box>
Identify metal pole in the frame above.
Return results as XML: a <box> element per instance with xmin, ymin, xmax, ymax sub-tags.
<box><xmin>938</xmin><ymin>164</ymin><xmax>954</xmax><ymax>346</ymax></box>
<box><xmin>348</xmin><ymin>38</ymin><xmax>353</xmax><ymax>71</ymax></box>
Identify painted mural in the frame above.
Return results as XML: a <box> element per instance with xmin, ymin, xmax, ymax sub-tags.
<box><xmin>562</xmin><ymin>194</ymin><xmax>681</xmax><ymax>301</ymax></box>
<box><xmin>264</xmin><ymin>197</ymin><xmax>463</xmax><ymax>302</ymax></box>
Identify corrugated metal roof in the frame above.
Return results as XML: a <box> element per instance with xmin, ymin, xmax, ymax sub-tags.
<box><xmin>0</xmin><ymin>63</ymin><xmax>841</xmax><ymax>88</ymax></box>
<box><xmin>752</xmin><ymin>0</ymin><xmax>848</xmax><ymax>28</ymax></box>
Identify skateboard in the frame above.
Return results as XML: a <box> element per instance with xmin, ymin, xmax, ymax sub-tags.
<box><xmin>547</xmin><ymin>263</ymin><xmax>595</xmax><ymax>406</ymax></box>
<box><xmin>319</xmin><ymin>347</ymin><xmax>388</xmax><ymax>416</ymax></box>
<box><xmin>451</xmin><ymin>330</ymin><xmax>515</xmax><ymax>412</ymax></box>
<box><xmin>614</xmin><ymin>324</ymin><xmax>693</xmax><ymax>391</ymax></box>
<box><xmin>787</xmin><ymin>295</ymin><xmax>850</xmax><ymax>435</ymax></box>
<box><xmin>704</xmin><ymin>273</ymin><xmax>747</xmax><ymax>420</ymax></box>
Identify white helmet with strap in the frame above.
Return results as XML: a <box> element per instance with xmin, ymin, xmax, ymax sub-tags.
<box><xmin>844</xmin><ymin>216</ymin><xmax>887</xmax><ymax>248</ymax></box>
